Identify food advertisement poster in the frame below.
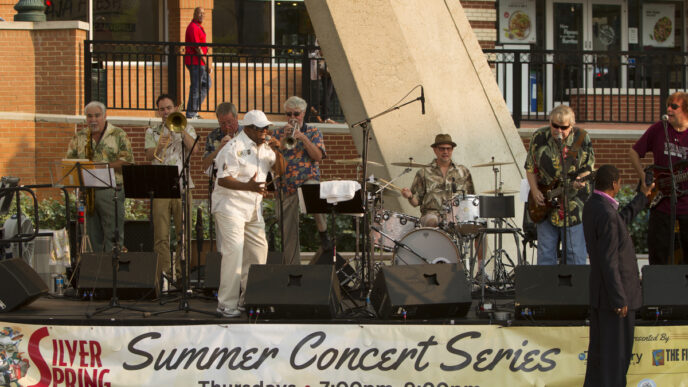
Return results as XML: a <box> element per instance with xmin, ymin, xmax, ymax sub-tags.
<box><xmin>642</xmin><ymin>3</ymin><xmax>675</xmax><ymax>47</ymax></box>
<box><xmin>500</xmin><ymin>0</ymin><xmax>536</xmax><ymax>44</ymax></box>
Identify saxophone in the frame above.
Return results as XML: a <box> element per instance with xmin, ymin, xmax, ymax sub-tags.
<box><xmin>84</xmin><ymin>127</ymin><xmax>95</xmax><ymax>215</ymax></box>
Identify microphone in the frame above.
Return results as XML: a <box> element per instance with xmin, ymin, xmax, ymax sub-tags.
<box><xmin>662</xmin><ymin>114</ymin><xmax>669</xmax><ymax>122</ymax></box>
<box><xmin>420</xmin><ymin>86</ymin><xmax>425</xmax><ymax>115</ymax></box>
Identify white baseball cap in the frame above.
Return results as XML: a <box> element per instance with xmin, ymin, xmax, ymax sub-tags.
<box><xmin>239</xmin><ymin>110</ymin><xmax>272</xmax><ymax>128</ymax></box>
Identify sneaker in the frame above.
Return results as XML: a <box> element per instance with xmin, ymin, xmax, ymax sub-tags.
<box><xmin>216</xmin><ymin>306</ymin><xmax>241</xmax><ymax>318</ymax></box>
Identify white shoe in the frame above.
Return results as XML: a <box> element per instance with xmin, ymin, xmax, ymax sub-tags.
<box><xmin>216</xmin><ymin>306</ymin><xmax>241</xmax><ymax>318</ymax></box>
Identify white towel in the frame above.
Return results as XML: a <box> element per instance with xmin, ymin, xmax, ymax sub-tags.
<box><xmin>320</xmin><ymin>180</ymin><xmax>361</xmax><ymax>204</ymax></box>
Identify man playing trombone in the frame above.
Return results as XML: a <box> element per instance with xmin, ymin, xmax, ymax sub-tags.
<box><xmin>145</xmin><ymin>94</ymin><xmax>199</xmax><ymax>287</ymax></box>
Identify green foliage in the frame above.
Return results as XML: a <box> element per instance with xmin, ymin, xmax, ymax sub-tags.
<box><xmin>616</xmin><ymin>185</ymin><xmax>649</xmax><ymax>254</ymax></box>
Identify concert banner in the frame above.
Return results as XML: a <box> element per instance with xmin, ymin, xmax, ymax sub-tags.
<box><xmin>0</xmin><ymin>323</ymin><xmax>686</xmax><ymax>386</ymax></box>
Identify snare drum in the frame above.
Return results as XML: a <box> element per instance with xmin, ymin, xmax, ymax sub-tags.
<box><xmin>372</xmin><ymin>209</ymin><xmax>419</xmax><ymax>251</ymax></box>
<box><xmin>393</xmin><ymin>228</ymin><xmax>461</xmax><ymax>266</ymax></box>
<box><xmin>447</xmin><ymin>194</ymin><xmax>486</xmax><ymax>235</ymax></box>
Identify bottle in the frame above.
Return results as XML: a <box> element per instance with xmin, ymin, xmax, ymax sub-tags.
<box><xmin>55</xmin><ymin>274</ymin><xmax>64</xmax><ymax>296</ymax></box>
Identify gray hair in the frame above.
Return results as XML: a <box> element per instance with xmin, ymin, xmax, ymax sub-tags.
<box><xmin>84</xmin><ymin>101</ymin><xmax>106</xmax><ymax>115</ymax></box>
<box><xmin>284</xmin><ymin>96</ymin><xmax>307</xmax><ymax>112</ymax></box>
<box><xmin>550</xmin><ymin>105</ymin><xmax>575</xmax><ymax>126</ymax></box>
<box><xmin>216</xmin><ymin>102</ymin><xmax>237</xmax><ymax>118</ymax></box>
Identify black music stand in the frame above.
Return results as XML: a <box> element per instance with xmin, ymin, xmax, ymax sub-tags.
<box><xmin>299</xmin><ymin>184</ymin><xmax>363</xmax><ymax>304</ymax></box>
<box><xmin>122</xmin><ymin>165</ymin><xmax>180</xmax><ymax>295</ymax></box>
<box><xmin>85</xmin><ymin>163</ymin><xmax>148</xmax><ymax>318</ymax></box>
<box><xmin>298</xmin><ymin>184</ymin><xmax>364</xmax><ymax>260</ymax></box>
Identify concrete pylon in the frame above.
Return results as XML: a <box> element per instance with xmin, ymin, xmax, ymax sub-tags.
<box><xmin>306</xmin><ymin>1</ymin><xmax>526</xmax><ymax>212</ymax></box>
<box><xmin>306</xmin><ymin>0</ymin><xmax>529</xmax><ymax>265</ymax></box>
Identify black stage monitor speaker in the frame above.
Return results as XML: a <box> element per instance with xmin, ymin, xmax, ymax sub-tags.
<box><xmin>244</xmin><ymin>264</ymin><xmax>342</xmax><ymax>319</ymax></box>
<box><xmin>371</xmin><ymin>263</ymin><xmax>472</xmax><ymax>319</ymax></box>
<box><xmin>642</xmin><ymin>265</ymin><xmax>688</xmax><ymax>319</ymax></box>
<box><xmin>0</xmin><ymin>258</ymin><xmax>48</xmax><ymax>312</ymax></box>
<box><xmin>79</xmin><ymin>252</ymin><xmax>158</xmax><ymax>300</ymax></box>
<box><xmin>515</xmin><ymin>265</ymin><xmax>590</xmax><ymax>320</ymax></box>
<box><xmin>124</xmin><ymin>220</ymin><xmax>153</xmax><ymax>252</ymax></box>
<box><xmin>202</xmin><ymin>251</ymin><xmax>282</xmax><ymax>290</ymax></box>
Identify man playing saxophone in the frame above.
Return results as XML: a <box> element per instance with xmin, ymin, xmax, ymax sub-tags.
<box><xmin>145</xmin><ymin>94</ymin><xmax>199</xmax><ymax>287</ymax></box>
<box><xmin>66</xmin><ymin>101</ymin><xmax>134</xmax><ymax>254</ymax></box>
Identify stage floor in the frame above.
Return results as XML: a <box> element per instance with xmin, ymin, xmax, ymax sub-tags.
<box><xmin>2</xmin><ymin>291</ymin><xmax>685</xmax><ymax>327</ymax></box>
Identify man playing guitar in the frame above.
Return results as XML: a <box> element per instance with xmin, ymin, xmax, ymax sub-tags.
<box><xmin>630</xmin><ymin>92</ymin><xmax>688</xmax><ymax>265</ymax></box>
<box><xmin>526</xmin><ymin>105</ymin><xmax>595</xmax><ymax>265</ymax></box>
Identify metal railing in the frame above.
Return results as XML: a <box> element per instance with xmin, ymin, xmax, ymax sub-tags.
<box><xmin>84</xmin><ymin>41</ymin><xmax>343</xmax><ymax>121</ymax></box>
<box><xmin>485</xmin><ymin>49</ymin><xmax>688</xmax><ymax>126</ymax></box>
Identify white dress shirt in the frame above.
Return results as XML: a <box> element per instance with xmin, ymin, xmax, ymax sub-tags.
<box><xmin>211</xmin><ymin>131</ymin><xmax>276</xmax><ymax>222</ymax></box>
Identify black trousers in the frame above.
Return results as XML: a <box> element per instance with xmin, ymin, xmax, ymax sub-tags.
<box><xmin>584</xmin><ymin>307</ymin><xmax>635</xmax><ymax>387</ymax></box>
<box><xmin>648</xmin><ymin>209</ymin><xmax>688</xmax><ymax>265</ymax></box>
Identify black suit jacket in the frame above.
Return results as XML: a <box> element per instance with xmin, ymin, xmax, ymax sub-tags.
<box><xmin>583</xmin><ymin>192</ymin><xmax>646</xmax><ymax>310</ymax></box>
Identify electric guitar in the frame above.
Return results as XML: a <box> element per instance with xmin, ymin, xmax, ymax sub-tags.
<box><xmin>647</xmin><ymin>160</ymin><xmax>688</xmax><ymax>208</ymax></box>
<box><xmin>528</xmin><ymin>173</ymin><xmax>594</xmax><ymax>223</ymax></box>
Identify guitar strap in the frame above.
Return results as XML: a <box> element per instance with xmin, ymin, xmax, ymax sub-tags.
<box><xmin>565</xmin><ymin>127</ymin><xmax>588</xmax><ymax>166</ymax></box>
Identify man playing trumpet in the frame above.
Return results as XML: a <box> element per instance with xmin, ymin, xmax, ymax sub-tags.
<box><xmin>145</xmin><ymin>94</ymin><xmax>199</xmax><ymax>286</ymax></box>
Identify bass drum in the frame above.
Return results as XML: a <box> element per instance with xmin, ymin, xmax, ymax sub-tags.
<box><xmin>393</xmin><ymin>228</ymin><xmax>461</xmax><ymax>267</ymax></box>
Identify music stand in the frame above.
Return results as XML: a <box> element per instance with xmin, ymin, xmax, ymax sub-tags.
<box><xmin>299</xmin><ymin>184</ymin><xmax>363</xmax><ymax>306</ymax></box>
<box><xmin>122</xmin><ymin>165</ymin><xmax>180</xmax><ymax>295</ymax></box>
<box><xmin>82</xmin><ymin>163</ymin><xmax>147</xmax><ymax>318</ymax></box>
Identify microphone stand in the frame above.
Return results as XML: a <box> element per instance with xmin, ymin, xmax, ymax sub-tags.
<box><xmin>351</xmin><ymin>93</ymin><xmax>423</xmax><ymax>296</ymax></box>
<box><xmin>559</xmin><ymin>135</ymin><xmax>569</xmax><ymax>265</ymax></box>
<box><xmin>661</xmin><ymin>117</ymin><xmax>678</xmax><ymax>262</ymax></box>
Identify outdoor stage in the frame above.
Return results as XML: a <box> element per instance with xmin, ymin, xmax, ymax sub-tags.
<box><xmin>0</xmin><ymin>294</ymin><xmax>686</xmax><ymax>386</ymax></box>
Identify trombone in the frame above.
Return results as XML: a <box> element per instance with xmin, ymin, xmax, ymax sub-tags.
<box><xmin>154</xmin><ymin>112</ymin><xmax>187</xmax><ymax>162</ymax></box>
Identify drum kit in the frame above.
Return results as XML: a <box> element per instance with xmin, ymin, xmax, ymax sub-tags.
<box><xmin>362</xmin><ymin>157</ymin><xmax>521</xmax><ymax>293</ymax></box>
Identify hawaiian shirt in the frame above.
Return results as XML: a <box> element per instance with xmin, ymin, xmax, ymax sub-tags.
<box><xmin>271</xmin><ymin>123</ymin><xmax>326</xmax><ymax>196</ymax></box>
<box><xmin>524</xmin><ymin>126</ymin><xmax>595</xmax><ymax>227</ymax></box>
<box><xmin>65</xmin><ymin>122</ymin><xmax>134</xmax><ymax>185</ymax></box>
<box><xmin>203</xmin><ymin>126</ymin><xmax>243</xmax><ymax>159</ymax></box>
<box><xmin>145</xmin><ymin>122</ymin><xmax>197</xmax><ymax>188</ymax></box>
<box><xmin>410</xmin><ymin>159</ymin><xmax>475</xmax><ymax>215</ymax></box>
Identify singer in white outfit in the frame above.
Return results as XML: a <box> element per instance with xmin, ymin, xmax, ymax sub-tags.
<box><xmin>212</xmin><ymin>110</ymin><xmax>285</xmax><ymax>318</ymax></box>
<box><xmin>525</xmin><ymin>104</ymin><xmax>595</xmax><ymax>265</ymax></box>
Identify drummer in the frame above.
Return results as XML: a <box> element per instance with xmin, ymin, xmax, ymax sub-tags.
<box><xmin>401</xmin><ymin>134</ymin><xmax>475</xmax><ymax>227</ymax></box>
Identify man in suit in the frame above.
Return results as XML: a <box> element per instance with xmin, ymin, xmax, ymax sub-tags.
<box><xmin>582</xmin><ymin>164</ymin><xmax>652</xmax><ymax>386</ymax></box>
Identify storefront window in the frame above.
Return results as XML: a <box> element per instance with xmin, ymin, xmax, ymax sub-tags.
<box><xmin>45</xmin><ymin>0</ymin><xmax>162</xmax><ymax>41</ymax></box>
<box><xmin>213</xmin><ymin>0</ymin><xmax>315</xmax><ymax>51</ymax></box>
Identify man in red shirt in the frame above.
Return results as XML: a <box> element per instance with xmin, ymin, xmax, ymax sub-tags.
<box><xmin>185</xmin><ymin>7</ymin><xmax>212</xmax><ymax>119</ymax></box>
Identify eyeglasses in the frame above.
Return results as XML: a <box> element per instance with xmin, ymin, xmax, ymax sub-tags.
<box><xmin>668</xmin><ymin>103</ymin><xmax>681</xmax><ymax>110</ymax></box>
<box><xmin>436</xmin><ymin>146</ymin><xmax>453</xmax><ymax>152</ymax></box>
<box><xmin>285</xmin><ymin>111</ymin><xmax>302</xmax><ymax>117</ymax></box>
<box><xmin>551</xmin><ymin>122</ymin><xmax>571</xmax><ymax>130</ymax></box>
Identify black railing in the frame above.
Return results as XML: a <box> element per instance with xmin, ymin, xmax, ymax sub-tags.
<box><xmin>485</xmin><ymin>49</ymin><xmax>688</xmax><ymax>126</ymax></box>
<box><xmin>84</xmin><ymin>40</ymin><xmax>343</xmax><ymax>121</ymax></box>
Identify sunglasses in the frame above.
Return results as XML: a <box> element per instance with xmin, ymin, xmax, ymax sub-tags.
<box><xmin>285</xmin><ymin>111</ymin><xmax>302</xmax><ymax>117</ymax></box>
<box><xmin>668</xmin><ymin>103</ymin><xmax>681</xmax><ymax>110</ymax></box>
<box><xmin>551</xmin><ymin>122</ymin><xmax>571</xmax><ymax>130</ymax></box>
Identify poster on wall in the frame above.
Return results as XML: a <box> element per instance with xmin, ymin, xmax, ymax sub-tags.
<box><xmin>642</xmin><ymin>3</ymin><xmax>675</xmax><ymax>48</ymax></box>
<box><xmin>499</xmin><ymin>0</ymin><xmax>537</xmax><ymax>44</ymax></box>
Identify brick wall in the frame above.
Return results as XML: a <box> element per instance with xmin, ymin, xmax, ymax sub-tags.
<box><xmin>0</xmin><ymin>0</ymin><xmax>15</xmax><ymax>21</ymax></box>
<box><xmin>461</xmin><ymin>0</ymin><xmax>496</xmax><ymax>49</ymax></box>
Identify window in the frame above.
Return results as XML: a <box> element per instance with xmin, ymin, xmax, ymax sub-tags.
<box><xmin>46</xmin><ymin>0</ymin><xmax>162</xmax><ymax>41</ymax></box>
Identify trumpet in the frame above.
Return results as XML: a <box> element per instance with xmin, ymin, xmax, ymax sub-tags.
<box><xmin>281</xmin><ymin>119</ymin><xmax>299</xmax><ymax>150</ymax></box>
<box><xmin>154</xmin><ymin>112</ymin><xmax>187</xmax><ymax>162</ymax></box>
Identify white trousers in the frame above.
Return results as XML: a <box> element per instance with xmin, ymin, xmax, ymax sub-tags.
<box><xmin>214</xmin><ymin>211</ymin><xmax>268</xmax><ymax>309</ymax></box>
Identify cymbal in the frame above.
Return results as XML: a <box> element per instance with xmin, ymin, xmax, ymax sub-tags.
<box><xmin>333</xmin><ymin>158</ymin><xmax>382</xmax><ymax>167</ymax></box>
<box><xmin>481</xmin><ymin>189</ymin><xmax>518</xmax><ymax>195</ymax></box>
<box><xmin>391</xmin><ymin>162</ymin><xmax>429</xmax><ymax>168</ymax></box>
<box><xmin>472</xmin><ymin>160</ymin><xmax>514</xmax><ymax>168</ymax></box>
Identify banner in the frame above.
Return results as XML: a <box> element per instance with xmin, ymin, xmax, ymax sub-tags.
<box><xmin>0</xmin><ymin>323</ymin><xmax>685</xmax><ymax>386</ymax></box>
